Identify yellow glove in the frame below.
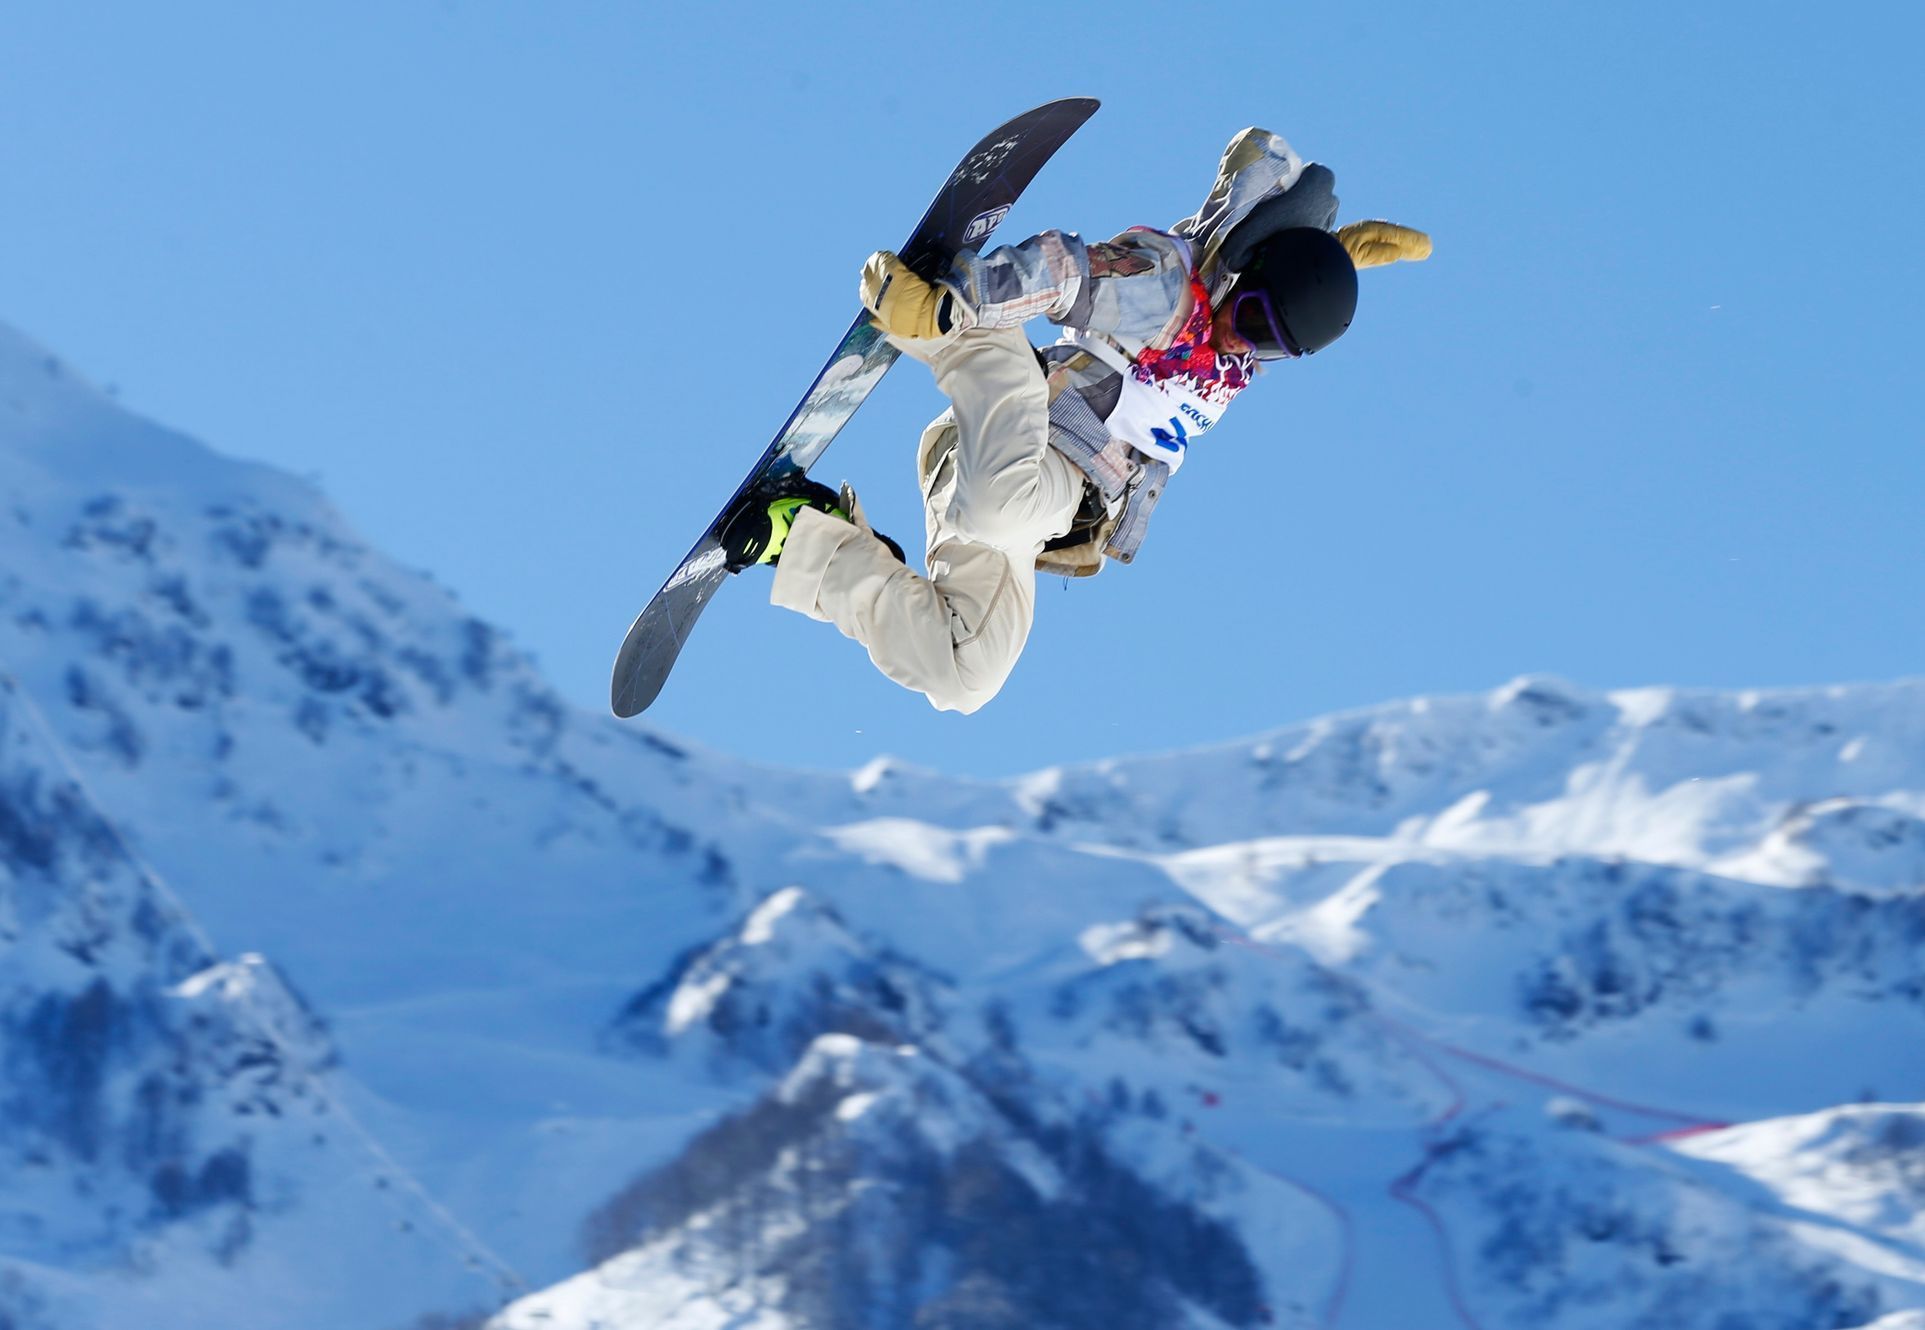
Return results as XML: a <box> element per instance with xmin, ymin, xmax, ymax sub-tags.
<box><xmin>1335</xmin><ymin>220</ymin><xmax>1433</xmax><ymax>269</ymax></box>
<box><xmin>859</xmin><ymin>250</ymin><xmax>954</xmax><ymax>340</ymax></box>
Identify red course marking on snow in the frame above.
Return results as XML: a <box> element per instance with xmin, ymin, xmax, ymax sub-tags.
<box><xmin>1276</xmin><ymin>1166</ymin><xmax>1356</xmax><ymax>1328</ymax></box>
<box><xmin>1211</xmin><ymin>924</ymin><xmax>1729</xmax><ymax>1131</ymax></box>
<box><xmin>1389</xmin><ymin>1159</ymin><xmax>1491</xmax><ymax>1330</ymax></box>
<box><xmin>1364</xmin><ymin>1010</ymin><xmax>1469</xmax><ymax>1126</ymax></box>
<box><xmin>1203</xmin><ymin>1140</ymin><xmax>1357</xmax><ymax>1330</ymax></box>
<box><xmin>1625</xmin><ymin>1122</ymin><xmax>1733</xmax><ymax>1146</ymax></box>
<box><xmin>1407</xmin><ymin>1027</ymin><xmax>1730</xmax><ymax>1130</ymax></box>
<box><xmin>1209</xmin><ymin>922</ymin><xmax>1736</xmax><ymax>1329</ymax></box>
<box><xmin>1369</xmin><ymin>1016</ymin><xmax>1493</xmax><ymax>1330</ymax></box>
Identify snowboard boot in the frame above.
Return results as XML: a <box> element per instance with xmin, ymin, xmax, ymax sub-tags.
<box><xmin>719</xmin><ymin>476</ymin><xmax>907</xmax><ymax>573</ymax></box>
<box><xmin>720</xmin><ymin>476</ymin><xmax>843</xmax><ymax>572</ymax></box>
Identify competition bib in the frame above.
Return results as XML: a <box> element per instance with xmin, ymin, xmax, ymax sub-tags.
<box><xmin>1062</xmin><ymin>330</ymin><xmax>1230</xmax><ymax>476</ymax></box>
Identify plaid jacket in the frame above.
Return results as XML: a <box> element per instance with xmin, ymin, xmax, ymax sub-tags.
<box><xmin>937</xmin><ymin>129</ymin><xmax>1340</xmax><ymax>575</ymax></box>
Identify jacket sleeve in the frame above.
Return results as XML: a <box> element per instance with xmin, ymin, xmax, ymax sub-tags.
<box><xmin>943</xmin><ymin>228</ymin><xmax>1194</xmax><ymax>345</ymax></box>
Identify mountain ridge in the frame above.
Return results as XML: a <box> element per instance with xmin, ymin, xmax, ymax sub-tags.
<box><xmin>0</xmin><ymin>316</ymin><xmax>1918</xmax><ymax>1329</ymax></box>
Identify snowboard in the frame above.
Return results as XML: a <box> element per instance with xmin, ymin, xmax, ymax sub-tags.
<box><xmin>610</xmin><ymin>98</ymin><xmax>1100</xmax><ymax>718</ymax></box>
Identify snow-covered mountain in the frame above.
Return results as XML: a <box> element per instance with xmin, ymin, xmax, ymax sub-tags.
<box><xmin>0</xmin><ymin>317</ymin><xmax>1919</xmax><ymax>1329</ymax></box>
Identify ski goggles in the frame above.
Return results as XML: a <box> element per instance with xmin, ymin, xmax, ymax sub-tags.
<box><xmin>1227</xmin><ymin>288</ymin><xmax>1302</xmax><ymax>361</ymax></box>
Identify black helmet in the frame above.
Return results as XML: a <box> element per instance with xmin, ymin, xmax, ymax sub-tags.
<box><xmin>1225</xmin><ymin>227</ymin><xmax>1358</xmax><ymax>359</ymax></box>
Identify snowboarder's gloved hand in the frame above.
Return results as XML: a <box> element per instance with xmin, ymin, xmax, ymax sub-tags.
<box><xmin>859</xmin><ymin>250</ymin><xmax>957</xmax><ymax>341</ymax></box>
<box><xmin>1335</xmin><ymin>220</ymin><xmax>1432</xmax><ymax>269</ymax></box>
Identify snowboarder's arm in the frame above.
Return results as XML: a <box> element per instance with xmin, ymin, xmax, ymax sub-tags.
<box><xmin>860</xmin><ymin>229</ymin><xmax>1193</xmax><ymax>344</ymax></box>
<box><xmin>944</xmin><ymin>228</ymin><xmax>1194</xmax><ymax>342</ymax></box>
<box><xmin>938</xmin><ymin>229</ymin><xmax>1090</xmax><ymax>329</ymax></box>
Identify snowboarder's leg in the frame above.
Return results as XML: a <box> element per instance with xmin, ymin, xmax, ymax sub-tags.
<box><xmin>770</xmin><ymin>409</ymin><xmax>1080</xmax><ymax>714</ymax></box>
<box><xmin>893</xmin><ymin>323</ymin><xmax>1084</xmax><ymax>550</ymax></box>
<box><xmin>769</xmin><ymin>323</ymin><xmax>1080</xmax><ymax>713</ymax></box>
<box><xmin>768</xmin><ymin>510</ymin><xmax>1030</xmax><ymax>714</ymax></box>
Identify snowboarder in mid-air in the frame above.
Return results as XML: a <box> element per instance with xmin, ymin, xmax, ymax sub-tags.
<box><xmin>719</xmin><ymin>127</ymin><xmax>1430</xmax><ymax>713</ymax></box>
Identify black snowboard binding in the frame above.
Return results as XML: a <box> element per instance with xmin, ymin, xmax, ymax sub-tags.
<box><xmin>720</xmin><ymin>475</ymin><xmax>906</xmax><ymax>573</ymax></box>
<box><xmin>720</xmin><ymin>476</ymin><xmax>843</xmax><ymax>572</ymax></box>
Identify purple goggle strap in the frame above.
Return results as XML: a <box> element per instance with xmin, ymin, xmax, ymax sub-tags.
<box><xmin>1229</xmin><ymin>289</ymin><xmax>1301</xmax><ymax>361</ymax></box>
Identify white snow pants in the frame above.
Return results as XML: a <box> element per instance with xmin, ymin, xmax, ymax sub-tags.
<box><xmin>769</xmin><ymin>323</ymin><xmax>1085</xmax><ymax>714</ymax></box>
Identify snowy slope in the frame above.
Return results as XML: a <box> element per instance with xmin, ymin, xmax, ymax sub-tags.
<box><xmin>1</xmin><ymin>317</ymin><xmax>1921</xmax><ymax>1329</ymax></box>
<box><xmin>0</xmin><ymin>320</ymin><xmax>806</xmax><ymax>1291</ymax></box>
<box><xmin>775</xmin><ymin>674</ymin><xmax>1925</xmax><ymax>875</ymax></box>
<box><xmin>0</xmin><ymin>680</ymin><xmax>519</xmax><ymax>1328</ymax></box>
<box><xmin>1401</xmin><ymin>1102</ymin><xmax>1921</xmax><ymax>1330</ymax></box>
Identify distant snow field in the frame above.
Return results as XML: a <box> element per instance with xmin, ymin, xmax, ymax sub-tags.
<box><xmin>0</xmin><ymin>319</ymin><xmax>1919</xmax><ymax>1328</ymax></box>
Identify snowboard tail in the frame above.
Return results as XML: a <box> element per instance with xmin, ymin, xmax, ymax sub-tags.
<box><xmin>610</xmin><ymin>98</ymin><xmax>1099</xmax><ymax>718</ymax></box>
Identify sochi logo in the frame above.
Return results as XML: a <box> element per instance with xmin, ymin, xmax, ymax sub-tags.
<box><xmin>1148</xmin><ymin>416</ymin><xmax>1189</xmax><ymax>457</ymax></box>
<box><xmin>962</xmin><ymin>204</ymin><xmax>1011</xmax><ymax>244</ymax></box>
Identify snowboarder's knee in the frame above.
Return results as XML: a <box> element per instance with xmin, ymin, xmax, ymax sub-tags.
<box><xmin>927</xmin><ymin>657</ymin><xmax>1011</xmax><ymax>715</ymax></box>
<box><xmin>927</xmin><ymin>682</ymin><xmax>996</xmax><ymax>715</ymax></box>
<box><xmin>947</xmin><ymin>439</ymin><xmax>1082</xmax><ymax>552</ymax></box>
<box><xmin>946</xmin><ymin>477</ymin><xmax>1048</xmax><ymax>549</ymax></box>
<box><xmin>939</xmin><ymin>616</ymin><xmax>1024</xmax><ymax>715</ymax></box>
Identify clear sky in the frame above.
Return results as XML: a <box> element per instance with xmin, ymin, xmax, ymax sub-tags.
<box><xmin>3</xmin><ymin>2</ymin><xmax>1920</xmax><ymax>777</ymax></box>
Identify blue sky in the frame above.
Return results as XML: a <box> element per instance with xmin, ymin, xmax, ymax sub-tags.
<box><xmin>3</xmin><ymin>2</ymin><xmax>1920</xmax><ymax>777</ymax></box>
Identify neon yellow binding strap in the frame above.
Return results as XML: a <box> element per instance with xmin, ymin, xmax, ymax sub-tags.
<box><xmin>758</xmin><ymin>496</ymin><xmax>847</xmax><ymax>565</ymax></box>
